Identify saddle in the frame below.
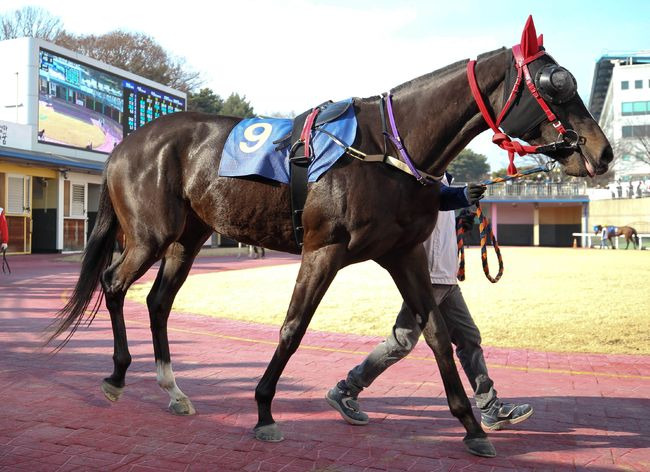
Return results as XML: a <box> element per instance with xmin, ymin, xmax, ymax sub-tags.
<box><xmin>278</xmin><ymin>99</ymin><xmax>354</xmax><ymax>247</ymax></box>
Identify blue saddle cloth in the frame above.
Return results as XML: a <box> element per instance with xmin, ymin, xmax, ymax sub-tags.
<box><xmin>219</xmin><ymin>98</ymin><xmax>356</xmax><ymax>184</ymax></box>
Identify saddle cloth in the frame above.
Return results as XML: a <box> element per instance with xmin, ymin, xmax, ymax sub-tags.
<box><xmin>219</xmin><ymin>98</ymin><xmax>356</xmax><ymax>184</ymax></box>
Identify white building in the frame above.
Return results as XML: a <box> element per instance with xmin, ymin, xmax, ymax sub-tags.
<box><xmin>0</xmin><ymin>37</ymin><xmax>186</xmax><ymax>254</ymax></box>
<box><xmin>589</xmin><ymin>53</ymin><xmax>650</xmax><ymax>182</ymax></box>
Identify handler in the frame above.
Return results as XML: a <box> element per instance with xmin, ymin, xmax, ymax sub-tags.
<box><xmin>326</xmin><ymin>174</ymin><xmax>533</xmax><ymax>431</ymax></box>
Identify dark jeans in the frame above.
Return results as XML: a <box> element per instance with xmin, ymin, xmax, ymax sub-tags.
<box><xmin>346</xmin><ymin>284</ymin><xmax>497</xmax><ymax>409</ymax></box>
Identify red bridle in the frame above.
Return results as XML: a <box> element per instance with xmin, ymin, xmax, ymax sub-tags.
<box><xmin>466</xmin><ymin>47</ymin><xmax>578</xmax><ymax>175</ymax></box>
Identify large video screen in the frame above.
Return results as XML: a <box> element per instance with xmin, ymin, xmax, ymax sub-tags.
<box><xmin>38</xmin><ymin>49</ymin><xmax>185</xmax><ymax>153</ymax></box>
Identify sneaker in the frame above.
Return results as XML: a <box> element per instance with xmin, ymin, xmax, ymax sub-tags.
<box><xmin>481</xmin><ymin>401</ymin><xmax>533</xmax><ymax>430</ymax></box>
<box><xmin>325</xmin><ymin>381</ymin><xmax>369</xmax><ymax>425</ymax></box>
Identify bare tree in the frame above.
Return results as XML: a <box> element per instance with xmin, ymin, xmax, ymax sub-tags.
<box><xmin>56</xmin><ymin>30</ymin><xmax>201</xmax><ymax>92</ymax></box>
<box><xmin>0</xmin><ymin>6</ymin><xmax>64</xmax><ymax>41</ymax></box>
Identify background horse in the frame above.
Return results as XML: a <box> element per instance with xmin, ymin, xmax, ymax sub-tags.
<box><xmin>594</xmin><ymin>224</ymin><xmax>639</xmax><ymax>249</ymax></box>
<box><xmin>49</xmin><ymin>18</ymin><xmax>612</xmax><ymax>457</ymax></box>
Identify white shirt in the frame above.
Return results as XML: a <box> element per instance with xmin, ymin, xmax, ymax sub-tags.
<box><xmin>423</xmin><ymin>176</ymin><xmax>460</xmax><ymax>285</ymax></box>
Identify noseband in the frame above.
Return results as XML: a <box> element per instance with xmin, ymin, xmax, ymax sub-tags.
<box><xmin>467</xmin><ymin>47</ymin><xmax>584</xmax><ymax>175</ymax></box>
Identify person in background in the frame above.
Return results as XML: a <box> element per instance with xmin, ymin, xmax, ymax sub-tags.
<box><xmin>0</xmin><ymin>206</ymin><xmax>8</xmax><ymax>253</ymax></box>
<box><xmin>326</xmin><ymin>174</ymin><xmax>533</xmax><ymax>432</ymax></box>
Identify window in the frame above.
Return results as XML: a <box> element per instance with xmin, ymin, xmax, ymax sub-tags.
<box><xmin>71</xmin><ymin>184</ymin><xmax>85</xmax><ymax>217</ymax></box>
<box><xmin>622</xmin><ymin>102</ymin><xmax>634</xmax><ymax>115</ymax></box>
<box><xmin>633</xmin><ymin>101</ymin><xmax>647</xmax><ymax>114</ymax></box>
<box><xmin>621</xmin><ymin>81</ymin><xmax>629</xmax><ymax>90</ymax></box>
<box><xmin>635</xmin><ymin>80</ymin><xmax>643</xmax><ymax>89</ymax></box>
<box><xmin>622</xmin><ymin>124</ymin><xmax>650</xmax><ymax>138</ymax></box>
<box><xmin>621</xmin><ymin>101</ymin><xmax>650</xmax><ymax>115</ymax></box>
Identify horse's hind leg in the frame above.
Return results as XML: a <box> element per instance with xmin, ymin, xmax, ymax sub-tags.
<box><xmin>146</xmin><ymin>216</ymin><xmax>212</xmax><ymax>415</ymax></box>
<box><xmin>100</xmin><ymin>243</ymin><xmax>163</xmax><ymax>401</ymax></box>
<box><xmin>377</xmin><ymin>244</ymin><xmax>495</xmax><ymax>457</ymax></box>
<box><xmin>254</xmin><ymin>244</ymin><xmax>345</xmax><ymax>442</ymax></box>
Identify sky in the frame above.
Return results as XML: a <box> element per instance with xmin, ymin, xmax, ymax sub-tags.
<box><xmin>2</xmin><ymin>0</ymin><xmax>649</xmax><ymax>169</ymax></box>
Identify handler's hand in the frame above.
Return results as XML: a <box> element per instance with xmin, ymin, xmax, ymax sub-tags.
<box><xmin>464</xmin><ymin>183</ymin><xmax>487</xmax><ymax>205</ymax></box>
<box><xmin>1</xmin><ymin>243</ymin><xmax>7</xmax><ymax>252</ymax></box>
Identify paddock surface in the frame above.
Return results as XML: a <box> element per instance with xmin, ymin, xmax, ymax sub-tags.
<box><xmin>1</xmin><ymin>253</ymin><xmax>648</xmax><ymax>472</ymax></box>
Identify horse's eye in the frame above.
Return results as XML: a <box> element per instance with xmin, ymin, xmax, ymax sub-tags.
<box><xmin>535</xmin><ymin>65</ymin><xmax>577</xmax><ymax>104</ymax></box>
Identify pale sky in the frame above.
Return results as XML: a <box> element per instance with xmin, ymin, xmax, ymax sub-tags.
<box><xmin>3</xmin><ymin>0</ymin><xmax>649</xmax><ymax>169</ymax></box>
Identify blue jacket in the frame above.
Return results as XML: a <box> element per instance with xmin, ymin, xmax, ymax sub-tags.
<box><xmin>439</xmin><ymin>173</ymin><xmax>471</xmax><ymax>212</ymax></box>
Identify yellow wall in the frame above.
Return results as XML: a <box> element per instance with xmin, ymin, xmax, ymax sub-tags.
<box><xmin>539</xmin><ymin>206</ymin><xmax>581</xmax><ymax>225</ymax></box>
<box><xmin>590</xmin><ymin>198</ymin><xmax>650</xmax><ymax>232</ymax></box>
<box><xmin>0</xmin><ymin>162</ymin><xmax>58</xmax><ymax>179</ymax></box>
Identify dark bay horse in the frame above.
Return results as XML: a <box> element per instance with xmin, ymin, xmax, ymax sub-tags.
<box><xmin>595</xmin><ymin>224</ymin><xmax>639</xmax><ymax>249</ymax></box>
<box><xmin>49</xmin><ymin>18</ymin><xmax>612</xmax><ymax>457</ymax></box>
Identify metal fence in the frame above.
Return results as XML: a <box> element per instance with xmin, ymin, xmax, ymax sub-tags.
<box><xmin>481</xmin><ymin>181</ymin><xmax>588</xmax><ymax>199</ymax></box>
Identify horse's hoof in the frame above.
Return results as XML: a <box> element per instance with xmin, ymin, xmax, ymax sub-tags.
<box><xmin>254</xmin><ymin>423</ymin><xmax>284</xmax><ymax>442</ymax></box>
<box><xmin>464</xmin><ymin>437</ymin><xmax>496</xmax><ymax>457</ymax></box>
<box><xmin>101</xmin><ymin>380</ymin><xmax>124</xmax><ymax>402</ymax></box>
<box><xmin>169</xmin><ymin>397</ymin><xmax>196</xmax><ymax>415</ymax></box>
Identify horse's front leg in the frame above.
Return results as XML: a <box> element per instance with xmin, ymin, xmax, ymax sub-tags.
<box><xmin>254</xmin><ymin>244</ymin><xmax>345</xmax><ymax>442</ymax></box>
<box><xmin>377</xmin><ymin>244</ymin><xmax>495</xmax><ymax>457</ymax></box>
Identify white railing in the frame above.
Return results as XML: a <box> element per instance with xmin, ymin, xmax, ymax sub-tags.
<box><xmin>571</xmin><ymin>232</ymin><xmax>650</xmax><ymax>249</ymax></box>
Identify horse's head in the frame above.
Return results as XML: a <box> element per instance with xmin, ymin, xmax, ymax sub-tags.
<box><xmin>594</xmin><ymin>224</ymin><xmax>603</xmax><ymax>235</ymax></box>
<box><xmin>496</xmin><ymin>16</ymin><xmax>613</xmax><ymax>177</ymax></box>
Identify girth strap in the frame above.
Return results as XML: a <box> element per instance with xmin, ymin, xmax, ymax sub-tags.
<box><xmin>289</xmin><ymin>107</ymin><xmax>320</xmax><ymax>247</ymax></box>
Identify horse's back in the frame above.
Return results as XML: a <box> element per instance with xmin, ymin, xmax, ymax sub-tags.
<box><xmin>106</xmin><ymin>112</ymin><xmax>299</xmax><ymax>252</ymax></box>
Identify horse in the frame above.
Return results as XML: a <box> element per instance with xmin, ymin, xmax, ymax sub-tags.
<box><xmin>49</xmin><ymin>17</ymin><xmax>612</xmax><ymax>457</ymax></box>
<box><xmin>594</xmin><ymin>224</ymin><xmax>639</xmax><ymax>249</ymax></box>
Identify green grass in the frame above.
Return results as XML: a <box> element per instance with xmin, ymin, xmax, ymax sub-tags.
<box><xmin>126</xmin><ymin>247</ymin><xmax>650</xmax><ymax>355</ymax></box>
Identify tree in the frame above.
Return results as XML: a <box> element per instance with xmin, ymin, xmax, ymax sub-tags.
<box><xmin>0</xmin><ymin>6</ymin><xmax>64</xmax><ymax>41</ymax></box>
<box><xmin>220</xmin><ymin>93</ymin><xmax>255</xmax><ymax>118</ymax></box>
<box><xmin>55</xmin><ymin>30</ymin><xmax>201</xmax><ymax>92</ymax></box>
<box><xmin>447</xmin><ymin>149</ymin><xmax>490</xmax><ymax>183</ymax></box>
<box><xmin>188</xmin><ymin>88</ymin><xmax>224</xmax><ymax>114</ymax></box>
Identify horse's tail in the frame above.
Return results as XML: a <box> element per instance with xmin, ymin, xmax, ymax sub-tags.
<box><xmin>633</xmin><ymin>229</ymin><xmax>639</xmax><ymax>246</ymax></box>
<box><xmin>47</xmin><ymin>178</ymin><xmax>118</xmax><ymax>349</ymax></box>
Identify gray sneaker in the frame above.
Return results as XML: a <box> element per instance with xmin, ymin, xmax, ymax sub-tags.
<box><xmin>326</xmin><ymin>381</ymin><xmax>369</xmax><ymax>425</ymax></box>
<box><xmin>481</xmin><ymin>400</ymin><xmax>533</xmax><ymax>430</ymax></box>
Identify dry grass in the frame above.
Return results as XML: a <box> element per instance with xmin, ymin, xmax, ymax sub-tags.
<box><xmin>126</xmin><ymin>247</ymin><xmax>650</xmax><ymax>355</ymax></box>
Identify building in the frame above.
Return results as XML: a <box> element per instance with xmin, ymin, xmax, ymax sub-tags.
<box><xmin>0</xmin><ymin>37</ymin><xmax>186</xmax><ymax>254</ymax></box>
<box><xmin>589</xmin><ymin>53</ymin><xmax>650</xmax><ymax>181</ymax></box>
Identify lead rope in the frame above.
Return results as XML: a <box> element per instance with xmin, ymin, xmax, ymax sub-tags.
<box><xmin>457</xmin><ymin>203</ymin><xmax>503</xmax><ymax>283</ymax></box>
<box><xmin>457</xmin><ymin>162</ymin><xmax>555</xmax><ymax>283</ymax></box>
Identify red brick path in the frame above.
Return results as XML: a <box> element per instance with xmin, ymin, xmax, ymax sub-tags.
<box><xmin>1</xmin><ymin>253</ymin><xmax>648</xmax><ymax>471</ymax></box>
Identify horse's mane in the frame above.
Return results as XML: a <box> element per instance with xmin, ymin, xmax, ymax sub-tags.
<box><xmin>358</xmin><ymin>47</ymin><xmax>506</xmax><ymax>103</ymax></box>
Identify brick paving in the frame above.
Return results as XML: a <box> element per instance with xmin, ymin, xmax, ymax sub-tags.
<box><xmin>0</xmin><ymin>253</ymin><xmax>649</xmax><ymax>471</ymax></box>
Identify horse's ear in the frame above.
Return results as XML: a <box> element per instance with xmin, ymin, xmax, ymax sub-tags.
<box><xmin>520</xmin><ymin>15</ymin><xmax>540</xmax><ymax>59</ymax></box>
<box><xmin>537</xmin><ymin>34</ymin><xmax>543</xmax><ymax>48</ymax></box>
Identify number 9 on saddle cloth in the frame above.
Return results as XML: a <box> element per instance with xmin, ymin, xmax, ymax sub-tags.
<box><xmin>219</xmin><ymin>98</ymin><xmax>358</xmax><ymax>245</ymax></box>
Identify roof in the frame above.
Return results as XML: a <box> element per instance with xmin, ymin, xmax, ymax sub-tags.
<box><xmin>589</xmin><ymin>53</ymin><xmax>650</xmax><ymax>122</ymax></box>
<box><xmin>0</xmin><ymin>146</ymin><xmax>105</xmax><ymax>173</ymax></box>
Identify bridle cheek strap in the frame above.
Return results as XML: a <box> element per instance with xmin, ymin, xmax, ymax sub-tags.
<box><xmin>467</xmin><ymin>60</ymin><xmax>539</xmax><ymax>175</ymax></box>
<box><xmin>467</xmin><ymin>48</ymin><xmax>573</xmax><ymax>176</ymax></box>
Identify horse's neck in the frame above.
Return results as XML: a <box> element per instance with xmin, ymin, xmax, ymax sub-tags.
<box><xmin>390</xmin><ymin>49</ymin><xmax>508</xmax><ymax>177</ymax></box>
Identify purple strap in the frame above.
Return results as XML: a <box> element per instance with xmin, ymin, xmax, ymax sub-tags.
<box><xmin>384</xmin><ymin>93</ymin><xmax>430</xmax><ymax>184</ymax></box>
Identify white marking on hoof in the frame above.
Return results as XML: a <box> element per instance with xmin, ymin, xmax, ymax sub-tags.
<box><xmin>101</xmin><ymin>380</ymin><xmax>124</xmax><ymax>402</ymax></box>
<box><xmin>169</xmin><ymin>396</ymin><xmax>196</xmax><ymax>415</ymax></box>
<box><xmin>156</xmin><ymin>361</ymin><xmax>193</xmax><ymax>414</ymax></box>
<box><xmin>254</xmin><ymin>423</ymin><xmax>284</xmax><ymax>442</ymax></box>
